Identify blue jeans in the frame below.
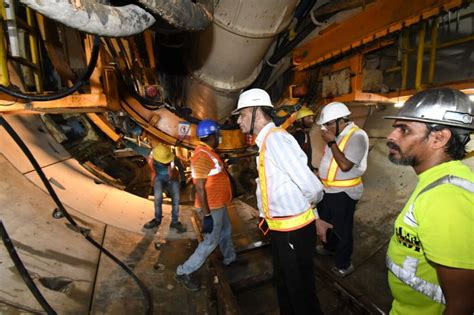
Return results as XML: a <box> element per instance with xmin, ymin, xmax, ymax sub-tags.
<box><xmin>176</xmin><ymin>207</ymin><xmax>236</xmax><ymax>275</ymax></box>
<box><xmin>154</xmin><ymin>178</ymin><xmax>180</xmax><ymax>224</ymax></box>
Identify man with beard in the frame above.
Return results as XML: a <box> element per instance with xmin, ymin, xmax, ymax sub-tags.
<box><xmin>384</xmin><ymin>87</ymin><xmax>474</xmax><ymax>315</ymax></box>
<box><xmin>291</xmin><ymin>106</ymin><xmax>317</xmax><ymax>172</ymax></box>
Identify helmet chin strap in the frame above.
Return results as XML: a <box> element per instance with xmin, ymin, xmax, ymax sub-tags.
<box><xmin>335</xmin><ymin>117</ymin><xmax>342</xmax><ymax>137</ymax></box>
<box><xmin>247</xmin><ymin>107</ymin><xmax>258</xmax><ymax>144</ymax></box>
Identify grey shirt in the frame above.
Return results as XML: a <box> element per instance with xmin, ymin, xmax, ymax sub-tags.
<box><xmin>318</xmin><ymin>122</ymin><xmax>369</xmax><ymax>200</ymax></box>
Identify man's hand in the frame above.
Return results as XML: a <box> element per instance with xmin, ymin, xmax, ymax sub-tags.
<box><xmin>321</xmin><ymin>129</ymin><xmax>336</xmax><ymax>144</ymax></box>
<box><xmin>315</xmin><ymin>219</ymin><xmax>333</xmax><ymax>243</ymax></box>
<box><xmin>313</xmin><ymin>168</ymin><xmax>319</xmax><ymax>178</ymax></box>
<box><xmin>202</xmin><ymin>214</ymin><xmax>214</xmax><ymax>234</ymax></box>
<box><xmin>147</xmin><ymin>157</ymin><xmax>156</xmax><ymax>186</ymax></box>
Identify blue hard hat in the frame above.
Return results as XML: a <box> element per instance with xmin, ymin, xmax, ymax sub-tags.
<box><xmin>196</xmin><ymin>119</ymin><xmax>220</xmax><ymax>138</ymax></box>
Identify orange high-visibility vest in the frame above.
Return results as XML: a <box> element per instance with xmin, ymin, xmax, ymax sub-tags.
<box><xmin>258</xmin><ymin>128</ymin><xmax>315</xmax><ymax>232</ymax></box>
<box><xmin>191</xmin><ymin>145</ymin><xmax>232</xmax><ymax>209</ymax></box>
<box><xmin>321</xmin><ymin>126</ymin><xmax>362</xmax><ymax>188</ymax></box>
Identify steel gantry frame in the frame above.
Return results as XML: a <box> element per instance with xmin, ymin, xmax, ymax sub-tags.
<box><xmin>291</xmin><ymin>0</ymin><xmax>473</xmax><ymax>104</ymax></box>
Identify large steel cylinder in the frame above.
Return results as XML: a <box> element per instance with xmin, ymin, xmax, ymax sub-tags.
<box><xmin>185</xmin><ymin>0</ymin><xmax>299</xmax><ymax>121</ymax></box>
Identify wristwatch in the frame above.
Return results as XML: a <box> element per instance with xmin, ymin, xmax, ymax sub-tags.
<box><xmin>327</xmin><ymin>140</ymin><xmax>337</xmax><ymax>147</ymax></box>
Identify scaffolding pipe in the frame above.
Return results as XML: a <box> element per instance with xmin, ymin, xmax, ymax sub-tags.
<box><xmin>401</xmin><ymin>29</ymin><xmax>409</xmax><ymax>90</ymax></box>
<box><xmin>0</xmin><ymin>1</ymin><xmax>9</xmax><ymax>86</ymax></box>
<box><xmin>437</xmin><ymin>34</ymin><xmax>474</xmax><ymax>49</ymax></box>
<box><xmin>415</xmin><ymin>22</ymin><xmax>426</xmax><ymax>91</ymax></box>
<box><xmin>405</xmin><ymin>34</ymin><xmax>474</xmax><ymax>53</ymax></box>
<box><xmin>26</xmin><ymin>7</ymin><xmax>42</xmax><ymax>92</ymax></box>
<box><xmin>428</xmin><ymin>17</ymin><xmax>439</xmax><ymax>85</ymax></box>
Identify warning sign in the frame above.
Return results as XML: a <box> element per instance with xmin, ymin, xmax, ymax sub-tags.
<box><xmin>178</xmin><ymin>121</ymin><xmax>191</xmax><ymax>140</ymax></box>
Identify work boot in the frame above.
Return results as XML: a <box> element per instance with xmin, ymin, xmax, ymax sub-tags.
<box><xmin>223</xmin><ymin>256</ymin><xmax>247</xmax><ymax>267</ymax></box>
<box><xmin>170</xmin><ymin>221</ymin><xmax>187</xmax><ymax>233</ymax></box>
<box><xmin>175</xmin><ymin>273</ymin><xmax>199</xmax><ymax>291</ymax></box>
<box><xmin>143</xmin><ymin>218</ymin><xmax>161</xmax><ymax>229</ymax></box>
<box><xmin>315</xmin><ymin>245</ymin><xmax>335</xmax><ymax>256</ymax></box>
<box><xmin>331</xmin><ymin>264</ymin><xmax>354</xmax><ymax>278</ymax></box>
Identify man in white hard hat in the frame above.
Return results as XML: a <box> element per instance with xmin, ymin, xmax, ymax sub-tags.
<box><xmin>384</xmin><ymin>87</ymin><xmax>473</xmax><ymax>314</ymax></box>
<box><xmin>315</xmin><ymin>101</ymin><xmax>369</xmax><ymax>278</ymax></box>
<box><xmin>233</xmin><ymin>88</ymin><xmax>331</xmax><ymax>315</ymax></box>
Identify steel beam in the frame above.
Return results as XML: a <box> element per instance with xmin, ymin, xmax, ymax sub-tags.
<box><xmin>0</xmin><ymin>93</ymin><xmax>107</xmax><ymax>113</ymax></box>
<box><xmin>428</xmin><ymin>18</ymin><xmax>440</xmax><ymax>85</ymax></box>
<box><xmin>0</xmin><ymin>1</ymin><xmax>9</xmax><ymax>86</ymax></box>
<box><xmin>293</xmin><ymin>0</ymin><xmax>464</xmax><ymax>70</ymax></box>
<box><xmin>415</xmin><ymin>22</ymin><xmax>426</xmax><ymax>91</ymax></box>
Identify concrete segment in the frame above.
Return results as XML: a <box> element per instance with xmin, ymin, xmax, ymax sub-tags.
<box><xmin>0</xmin><ymin>154</ymin><xmax>103</xmax><ymax>314</ymax></box>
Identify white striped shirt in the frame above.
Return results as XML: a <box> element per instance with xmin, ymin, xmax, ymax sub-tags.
<box><xmin>255</xmin><ymin>122</ymin><xmax>324</xmax><ymax>218</ymax></box>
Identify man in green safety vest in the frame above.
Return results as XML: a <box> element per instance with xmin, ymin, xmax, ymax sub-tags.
<box><xmin>384</xmin><ymin>87</ymin><xmax>474</xmax><ymax>315</ymax></box>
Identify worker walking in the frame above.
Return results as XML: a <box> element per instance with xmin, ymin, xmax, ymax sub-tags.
<box><xmin>175</xmin><ymin>119</ymin><xmax>236</xmax><ymax>291</ymax></box>
<box><xmin>234</xmin><ymin>88</ymin><xmax>331</xmax><ymax>315</ymax></box>
<box><xmin>291</xmin><ymin>106</ymin><xmax>317</xmax><ymax>172</ymax></box>
<box><xmin>315</xmin><ymin>102</ymin><xmax>369</xmax><ymax>277</ymax></box>
<box><xmin>384</xmin><ymin>88</ymin><xmax>474</xmax><ymax>314</ymax></box>
<box><xmin>144</xmin><ymin>143</ymin><xmax>186</xmax><ymax>233</ymax></box>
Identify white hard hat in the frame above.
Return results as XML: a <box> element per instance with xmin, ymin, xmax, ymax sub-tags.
<box><xmin>317</xmin><ymin>102</ymin><xmax>351</xmax><ymax>125</ymax></box>
<box><xmin>232</xmin><ymin>88</ymin><xmax>273</xmax><ymax>115</ymax></box>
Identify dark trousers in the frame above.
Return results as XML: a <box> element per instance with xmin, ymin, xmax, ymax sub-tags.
<box><xmin>270</xmin><ymin>223</ymin><xmax>322</xmax><ymax>315</ymax></box>
<box><xmin>317</xmin><ymin>192</ymin><xmax>357</xmax><ymax>269</ymax></box>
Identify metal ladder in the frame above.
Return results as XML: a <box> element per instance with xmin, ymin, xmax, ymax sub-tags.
<box><xmin>0</xmin><ymin>0</ymin><xmax>42</xmax><ymax>92</ymax></box>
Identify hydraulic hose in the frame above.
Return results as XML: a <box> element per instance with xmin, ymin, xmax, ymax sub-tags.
<box><xmin>19</xmin><ymin>0</ymin><xmax>155</xmax><ymax>37</ymax></box>
<box><xmin>0</xmin><ymin>36</ymin><xmax>100</xmax><ymax>101</ymax></box>
<box><xmin>136</xmin><ymin>0</ymin><xmax>213</xmax><ymax>32</ymax></box>
<box><xmin>0</xmin><ymin>220</ymin><xmax>57</xmax><ymax>315</ymax></box>
<box><xmin>253</xmin><ymin>22</ymin><xmax>317</xmax><ymax>89</ymax></box>
<box><xmin>0</xmin><ymin>115</ymin><xmax>153</xmax><ymax>315</ymax></box>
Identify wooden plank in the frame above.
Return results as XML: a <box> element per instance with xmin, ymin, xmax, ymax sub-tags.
<box><xmin>87</xmin><ymin>113</ymin><xmax>121</xmax><ymax>142</ymax></box>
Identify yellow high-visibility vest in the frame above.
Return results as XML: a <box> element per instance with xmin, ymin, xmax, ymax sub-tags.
<box><xmin>258</xmin><ymin>127</ymin><xmax>315</xmax><ymax>232</ymax></box>
<box><xmin>321</xmin><ymin>126</ymin><xmax>362</xmax><ymax>188</ymax></box>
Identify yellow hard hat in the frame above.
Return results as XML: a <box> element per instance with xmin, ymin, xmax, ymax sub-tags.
<box><xmin>296</xmin><ymin>106</ymin><xmax>314</xmax><ymax>120</ymax></box>
<box><xmin>152</xmin><ymin>143</ymin><xmax>174</xmax><ymax>164</ymax></box>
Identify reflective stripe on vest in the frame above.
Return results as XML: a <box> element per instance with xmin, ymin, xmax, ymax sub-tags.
<box><xmin>321</xmin><ymin>126</ymin><xmax>362</xmax><ymax>188</ymax></box>
<box><xmin>258</xmin><ymin>127</ymin><xmax>315</xmax><ymax>232</ymax></box>
<box><xmin>403</xmin><ymin>175</ymin><xmax>474</xmax><ymax>227</ymax></box>
<box><xmin>386</xmin><ymin>255</ymin><xmax>446</xmax><ymax>304</ymax></box>
<box><xmin>191</xmin><ymin>147</ymin><xmax>223</xmax><ymax>177</ymax></box>
<box><xmin>388</xmin><ymin>174</ymin><xmax>474</xmax><ymax>303</ymax></box>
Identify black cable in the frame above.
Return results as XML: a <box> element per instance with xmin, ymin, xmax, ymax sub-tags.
<box><xmin>0</xmin><ymin>220</ymin><xmax>57</xmax><ymax>315</ymax></box>
<box><xmin>104</xmin><ymin>38</ymin><xmax>242</xmax><ymax>130</ymax></box>
<box><xmin>253</xmin><ymin>22</ymin><xmax>317</xmax><ymax>88</ymax></box>
<box><xmin>0</xmin><ymin>115</ymin><xmax>153</xmax><ymax>315</ymax></box>
<box><xmin>0</xmin><ymin>36</ymin><xmax>101</xmax><ymax>101</ymax></box>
